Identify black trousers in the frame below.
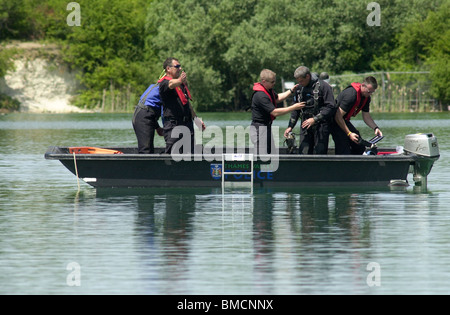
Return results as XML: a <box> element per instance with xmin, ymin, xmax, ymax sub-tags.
<box><xmin>132</xmin><ymin>105</ymin><xmax>161</xmax><ymax>154</ymax></box>
<box><xmin>250</xmin><ymin>122</ymin><xmax>275</xmax><ymax>155</ymax></box>
<box><xmin>163</xmin><ymin>119</ymin><xmax>195</xmax><ymax>154</ymax></box>
<box><xmin>298</xmin><ymin>120</ymin><xmax>331</xmax><ymax>155</ymax></box>
<box><xmin>330</xmin><ymin>120</ymin><xmax>365</xmax><ymax>155</ymax></box>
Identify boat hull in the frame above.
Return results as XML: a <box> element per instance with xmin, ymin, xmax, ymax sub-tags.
<box><xmin>44</xmin><ymin>146</ymin><xmax>426</xmax><ymax>188</ymax></box>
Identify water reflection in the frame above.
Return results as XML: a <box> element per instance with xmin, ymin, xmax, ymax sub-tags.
<box><xmin>92</xmin><ymin>187</ymin><xmax>404</xmax><ymax>294</ymax></box>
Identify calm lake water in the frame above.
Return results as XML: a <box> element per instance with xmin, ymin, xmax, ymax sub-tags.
<box><xmin>1</xmin><ymin>112</ymin><xmax>449</xmax><ymax>295</ymax></box>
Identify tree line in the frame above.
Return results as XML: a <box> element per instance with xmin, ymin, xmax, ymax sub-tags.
<box><xmin>0</xmin><ymin>0</ymin><xmax>448</xmax><ymax>112</ymax></box>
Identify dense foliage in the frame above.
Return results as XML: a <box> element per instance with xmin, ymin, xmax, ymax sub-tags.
<box><xmin>0</xmin><ymin>0</ymin><xmax>448</xmax><ymax>111</ymax></box>
<box><xmin>372</xmin><ymin>0</ymin><xmax>450</xmax><ymax>104</ymax></box>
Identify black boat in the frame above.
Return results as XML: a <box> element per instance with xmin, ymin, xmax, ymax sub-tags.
<box><xmin>44</xmin><ymin>133</ymin><xmax>439</xmax><ymax>189</ymax></box>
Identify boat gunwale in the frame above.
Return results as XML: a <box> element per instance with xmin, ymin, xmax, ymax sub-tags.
<box><xmin>44</xmin><ymin>146</ymin><xmax>423</xmax><ymax>162</ymax></box>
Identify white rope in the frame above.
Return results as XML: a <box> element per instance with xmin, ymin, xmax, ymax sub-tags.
<box><xmin>73</xmin><ymin>152</ymin><xmax>80</xmax><ymax>192</ymax></box>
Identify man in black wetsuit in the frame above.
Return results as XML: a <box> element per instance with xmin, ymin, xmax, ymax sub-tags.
<box><xmin>283</xmin><ymin>66</ymin><xmax>336</xmax><ymax>154</ymax></box>
<box><xmin>331</xmin><ymin>76</ymin><xmax>383</xmax><ymax>155</ymax></box>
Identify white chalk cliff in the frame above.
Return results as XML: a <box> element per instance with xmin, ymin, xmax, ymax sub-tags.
<box><xmin>0</xmin><ymin>42</ymin><xmax>86</xmax><ymax>113</ymax></box>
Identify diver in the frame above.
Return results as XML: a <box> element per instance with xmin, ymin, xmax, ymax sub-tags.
<box><xmin>283</xmin><ymin>66</ymin><xmax>336</xmax><ymax>154</ymax></box>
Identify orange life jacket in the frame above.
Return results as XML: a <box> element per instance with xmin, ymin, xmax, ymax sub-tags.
<box><xmin>69</xmin><ymin>147</ymin><xmax>123</xmax><ymax>154</ymax></box>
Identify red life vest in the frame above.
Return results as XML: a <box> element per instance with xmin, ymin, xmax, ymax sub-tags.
<box><xmin>158</xmin><ymin>76</ymin><xmax>192</xmax><ymax>105</ymax></box>
<box><xmin>344</xmin><ymin>82</ymin><xmax>369</xmax><ymax>121</ymax></box>
<box><xmin>253</xmin><ymin>82</ymin><xmax>277</xmax><ymax>121</ymax></box>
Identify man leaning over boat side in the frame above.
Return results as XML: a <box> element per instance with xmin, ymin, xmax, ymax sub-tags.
<box><xmin>158</xmin><ymin>58</ymin><xmax>205</xmax><ymax>154</ymax></box>
<box><xmin>250</xmin><ymin>69</ymin><xmax>305</xmax><ymax>155</ymax></box>
<box><xmin>330</xmin><ymin>76</ymin><xmax>383</xmax><ymax>155</ymax></box>
<box><xmin>132</xmin><ymin>79</ymin><xmax>164</xmax><ymax>154</ymax></box>
<box><xmin>283</xmin><ymin>66</ymin><xmax>336</xmax><ymax>155</ymax></box>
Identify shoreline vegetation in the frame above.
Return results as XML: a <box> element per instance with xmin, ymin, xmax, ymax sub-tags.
<box><xmin>0</xmin><ymin>0</ymin><xmax>448</xmax><ymax>114</ymax></box>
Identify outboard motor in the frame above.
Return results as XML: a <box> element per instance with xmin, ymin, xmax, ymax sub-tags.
<box><xmin>403</xmin><ymin>133</ymin><xmax>440</xmax><ymax>186</ymax></box>
<box><xmin>404</xmin><ymin>133</ymin><xmax>440</xmax><ymax>158</ymax></box>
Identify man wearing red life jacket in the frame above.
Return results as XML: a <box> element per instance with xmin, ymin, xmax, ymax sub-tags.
<box><xmin>158</xmin><ymin>58</ymin><xmax>205</xmax><ymax>154</ymax></box>
<box><xmin>250</xmin><ymin>69</ymin><xmax>305</xmax><ymax>155</ymax></box>
<box><xmin>331</xmin><ymin>76</ymin><xmax>383</xmax><ymax>155</ymax></box>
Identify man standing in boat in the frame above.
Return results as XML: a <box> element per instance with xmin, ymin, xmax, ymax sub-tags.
<box><xmin>132</xmin><ymin>80</ymin><xmax>164</xmax><ymax>154</ymax></box>
<box><xmin>158</xmin><ymin>58</ymin><xmax>205</xmax><ymax>154</ymax></box>
<box><xmin>283</xmin><ymin>66</ymin><xmax>336</xmax><ymax>154</ymax></box>
<box><xmin>331</xmin><ymin>76</ymin><xmax>383</xmax><ymax>155</ymax></box>
<box><xmin>251</xmin><ymin>69</ymin><xmax>305</xmax><ymax>155</ymax></box>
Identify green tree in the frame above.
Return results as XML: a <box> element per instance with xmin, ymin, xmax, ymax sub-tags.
<box><xmin>0</xmin><ymin>0</ymin><xmax>68</xmax><ymax>40</ymax></box>
<box><xmin>372</xmin><ymin>0</ymin><xmax>449</xmax><ymax>104</ymax></box>
<box><xmin>147</xmin><ymin>0</ymin><xmax>444</xmax><ymax>111</ymax></box>
<box><xmin>147</xmin><ymin>0</ymin><xmax>258</xmax><ymax>111</ymax></box>
<box><xmin>0</xmin><ymin>47</ymin><xmax>15</xmax><ymax>77</ymax></box>
<box><xmin>427</xmin><ymin>30</ymin><xmax>450</xmax><ymax>104</ymax></box>
<box><xmin>0</xmin><ymin>0</ymin><xmax>31</xmax><ymax>39</ymax></box>
<box><xmin>2</xmin><ymin>0</ymin><xmax>446</xmax><ymax>111</ymax></box>
<box><xmin>0</xmin><ymin>47</ymin><xmax>19</xmax><ymax>111</ymax></box>
<box><xmin>62</xmin><ymin>0</ymin><xmax>156</xmax><ymax>110</ymax></box>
